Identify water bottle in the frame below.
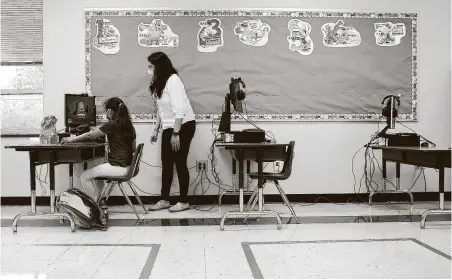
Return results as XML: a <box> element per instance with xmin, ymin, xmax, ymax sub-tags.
<box><xmin>39</xmin><ymin>130</ymin><xmax>50</xmax><ymax>144</ymax></box>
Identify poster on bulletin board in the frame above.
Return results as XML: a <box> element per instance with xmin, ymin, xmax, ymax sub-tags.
<box><xmin>85</xmin><ymin>10</ymin><xmax>417</xmax><ymax>122</ymax></box>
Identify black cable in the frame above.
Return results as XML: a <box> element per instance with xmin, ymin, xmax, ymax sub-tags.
<box><xmin>35</xmin><ymin>165</ymin><xmax>47</xmax><ymax>196</ymax></box>
<box><xmin>292</xmin><ymin>196</ymin><xmax>361</xmax><ymax>207</ymax></box>
<box><xmin>191</xmin><ymin>171</ymin><xmax>221</xmax><ymax>212</ymax></box>
<box><xmin>140</xmin><ymin>160</ymin><xmax>196</xmax><ymax>170</ymax></box>
<box><xmin>129</xmin><ymin>171</ymin><xmax>201</xmax><ymax>197</ymax></box>
<box><xmin>351</xmin><ymin>120</ymin><xmax>385</xmax><ymax>201</ymax></box>
<box><xmin>422</xmin><ymin>168</ymin><xmax>427</xmax><ymax>192</ymax></box>
<box><xmin>406</xmin><ymin>167</ymin><xmax>425</xmax><ymax>191</ymax></box>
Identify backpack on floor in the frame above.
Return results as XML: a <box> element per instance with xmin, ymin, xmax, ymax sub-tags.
<box><xmin>56</xmin><ymin>188</ymin><xmax>107</xmax><ymax>230</ymax></box>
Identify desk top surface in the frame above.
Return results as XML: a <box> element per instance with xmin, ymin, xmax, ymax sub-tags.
<box><xmin>215</xmin><ymin>142</ymin><xmax>288</xmax><ymax>149</ymax></box>
<box><xmin>5</xmin><ymin>142</ymin><xmax>106</xmax><ymax>151</ymax></box>
<box><xmin>369</xmin><ymin>145</ymin><xmax>451</xmax><ymax>153</ymax></box>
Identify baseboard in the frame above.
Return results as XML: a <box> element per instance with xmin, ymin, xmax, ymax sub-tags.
<box><xmin>1</xmin><ymin>192</ymin><xmax>450</xmax><ymax>206</ymax></box>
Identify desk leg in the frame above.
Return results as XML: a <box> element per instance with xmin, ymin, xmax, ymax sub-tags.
<box><xmin>369</xmin><ymin>159</ymin><xmax>413</xmax><ymax>205</ymax></box>
<box><xmin>30</xmin><ymin>153</ymin><xmax>37</xmax><ymax>213</ymax></box>
<box><xmin>218</xmin><ymin>157</ymin><xmax>254</xmax><ymax>206</ymax></box>
<box><xmin>232</xmin><ymin>158</ymin><xmax>236</xmax><ymax>191</ymax></box>
<box><xmin>12</xmin><ymin>152</ymin><xmax>76</xmax><ymax>233</ymax></box>
<box><xmin>69</xmin><ymin>163</ymin><xmax>74</xmax><ymax>189</ymax></box>
<box><xmin>420</xmin><ymin>161</ymin><xmax>451</xmax><ymax>229</ymax></box>
<box><xmin>439</xmin><ymin>164</ymin><xmax>444</xmax><ymax>210</ymax></box>
<box><xmin>49</xmin><ymin>153</ymin><xmax>56</xmax><ymax>213</ymax></box>
<box><xmin>396</xmin><ymin>163</ymin><xmax>401</xmax><ymax>190</ymax></box>
<box><xmin>84</xmin><ymin>163</ymin><xmax>88</xmax><ymax>170</ymax></box>
<box><xmin>238</xmin><ymin>152</ymin><xmax>244</xmax><ymax>212</ymax></box>
<box><xmin>257</xmin><ymin>151</ymin><xmax>263</xmax><ymax>212</ymax></box>
<box><xmin>220</xmin><ymin>149</ymin><xmax>282</xmax><ymax>231</ymax></box>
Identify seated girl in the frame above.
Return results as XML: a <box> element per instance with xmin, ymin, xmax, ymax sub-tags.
<box><xmin>61</xmin><ymin>97</ymin><xmax>136</xmax><ymax>200</ymax></box>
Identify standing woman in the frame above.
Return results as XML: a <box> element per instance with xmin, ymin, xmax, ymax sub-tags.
<box><xmin>147</xmin><ymin>52</ymin><xmax>196</xmax><ymax>212</ymax></box>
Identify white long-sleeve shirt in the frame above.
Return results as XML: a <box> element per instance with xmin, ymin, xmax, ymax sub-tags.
<box><xmin>154</xmin><ymin>74</ymin><xmax>195</xmax><ymax>130</ymax></box>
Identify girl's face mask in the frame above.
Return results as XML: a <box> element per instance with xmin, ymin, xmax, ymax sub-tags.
<box><xmin>106</xmin><ymin>109</ymin><xmax>114</xmax><ymax>120</ymax></box>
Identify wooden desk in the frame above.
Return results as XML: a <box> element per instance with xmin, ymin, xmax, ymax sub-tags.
<box><xmin>5</xmin><ymin>142</ymin><xmax>106</xmax><ymax>232</ymax></box>
<box><xmin>369</xmin><ymin>146</ymin><xmax>451</xmax><ymax>229</ymax></box>
<box><xmin>215</xmin><ymin>142</ymin><xmax>288</xmax><ymax>230</ymax></box>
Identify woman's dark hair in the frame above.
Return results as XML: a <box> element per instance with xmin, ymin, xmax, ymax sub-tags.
<box><xmin>147</xmin><ymin>52</ymin><xmax>178</xmax><ymax>99</ymax></box>
<box><xmin>104</xmin><ymin>97</ymin><xmax>136</xmax><ymax>138</ymax></box>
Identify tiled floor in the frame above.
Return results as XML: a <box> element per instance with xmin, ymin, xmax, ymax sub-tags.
<box><xmin>1</xmin><ymin>202</ymin><xmax>451</xmax><ymax>279</ymax></box>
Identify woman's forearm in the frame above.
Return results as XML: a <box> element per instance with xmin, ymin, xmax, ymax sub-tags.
<box><xmin>174</xmin><ymin>118</ymin><xmax>183</xmax><ymax>132</ymax></box>
<box><xmin>155</xmin><ymin>110</ymin><xmax>161</xmax><ymax>131</ymax></box>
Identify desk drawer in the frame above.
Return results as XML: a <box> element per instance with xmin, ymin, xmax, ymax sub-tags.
<box><xmin>35</xmin><ymin>147</ymin><xmax>106</xmax><ymax>164</ymax></box>
<box><xmin>383</xmin><ymin>150</ymin><xmax>450</xmax><ymax>168</ymax></box>
<box><xmin>231</xmin><ymin>146</ymin><xmax>286</xmax><ymax>161</ymax></box>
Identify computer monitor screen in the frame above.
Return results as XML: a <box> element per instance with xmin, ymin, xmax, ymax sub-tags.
<box><xmin>65</xmin><ymin>94</ymin><xmax>96</xmax><ymax>127</ymax></box>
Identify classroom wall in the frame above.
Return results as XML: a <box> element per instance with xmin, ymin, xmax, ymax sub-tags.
<box><xmin>1</xmin><ymin>0</ymin><xmax>450</xmax><ymax>198</ymax></box>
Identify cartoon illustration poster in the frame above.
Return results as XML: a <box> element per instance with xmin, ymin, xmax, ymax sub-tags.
<box><xmin>374</xmin><ymin>22</ymin><xmax>406</xmax><ymax>47</ymax></box>
<box><xmin>321</xmin><ymin>20</ymin><xmax>361</xmax><ymax>48</ymax></box>
<box><xmin>197</xmin><ymin>18</ymin><xmax>224</xmax><ymax>53</ymax></box>
<box><xmin>93</xmin><ymin>19</ymin><xmax>120</xmax><ymax>55</ymax></box>
<box><xmin>287</xmin><ymin>19</ymin><xmax>314</xmax><ymax>55</ymax></box>
<box><xmin>234</xmin><ymin>19</ymin><xmax>271</xmax><ymax>47</ymax></box>
<box><xmin>137</xmin><ymin>19</ymin><xmax>179</xmax><ymax>48</ymax></box>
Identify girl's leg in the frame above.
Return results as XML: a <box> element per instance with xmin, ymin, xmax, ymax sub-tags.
<box><xmin>80</xmin><ymin>163</ymin><xmax>129</xmax><ymax>200</ymax></box>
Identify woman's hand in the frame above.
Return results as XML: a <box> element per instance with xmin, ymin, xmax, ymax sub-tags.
<box><xmin>150</xmin><ymin>129</ymin><xmax>159</xmax><ymax>144</ymax></box>
<box><xmin>171</xmin><ymin>135</ymin><xmax>180</xmax><ymax>151</ymax></box>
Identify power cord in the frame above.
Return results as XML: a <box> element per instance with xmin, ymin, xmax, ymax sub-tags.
<box><xmin>353</xmin><ymin>120</ymin><xmax>430</xmax><ymax>201</ymax></box>
<box><xmin>139</xmin><ymin>160</ymin><xmax>196</xmax><ymax>170</ymax></box>
<box><xmin>35</xmin><ymin>165</ymin><xmax>48</xmax><ymax>196</ymax></box>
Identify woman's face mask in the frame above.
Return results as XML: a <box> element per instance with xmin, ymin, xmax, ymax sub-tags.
<box><xmin>148</xmin><ymin>64</ymin><xmax>155</xmax><ymax>77</ymax></box>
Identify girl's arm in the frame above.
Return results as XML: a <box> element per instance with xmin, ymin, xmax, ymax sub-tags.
<box><xmin>62</xmin><ymin>129</ymin><xmax>105</xmax><ymax>143</ymax></box>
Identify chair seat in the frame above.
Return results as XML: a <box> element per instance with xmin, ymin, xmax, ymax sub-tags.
<box><xmin>248</xmin><ymin>172</ymin><xmax>288</xmax><ymax>181</ymax></box>
<box><xmin>94</xmin><ymin>176</ymin><xmax>129</xmax><ymax>182</ymax></box>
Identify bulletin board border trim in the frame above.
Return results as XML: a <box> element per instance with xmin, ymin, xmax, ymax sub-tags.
<box><xmin>85</xmin><ymin>9</ymin><xmax>418</xmax><ymax>123</ymax></box>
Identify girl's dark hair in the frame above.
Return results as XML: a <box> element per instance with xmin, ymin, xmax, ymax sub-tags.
<box><xmin>147</xmin><ymin>52</ymin><xmax>178</xmax><ymax>99</ymax></box>
<box><xmin>104</xmin><ymin>97</ymin><xmax>136</xmax><ymax>138</ymax></box>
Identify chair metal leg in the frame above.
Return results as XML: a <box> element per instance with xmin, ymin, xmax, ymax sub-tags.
<box><xmin>243</xmin><ymin>193</ymin><xmax>259</xmax><ymax>224</ymax></box>
<box><xmin>245</xmin><ymin>188</ymin><xmax>258</xmax><ymax>211</ymax></box>
<box><xmin>126</xmin><ymin>181</ymin><xmax>147</xmax><ymax>213</ymax></box>
<box><xmin>117</xmin><ymin>182</ymin><xmax>141</xmax><ymax>220</ymax></box>
<box><xmin>105</xmin><ymin>182</ymin><xmax>115</xmax><ymax>201</ymax></box>
<box><xmin>275</xmin><ymin>182</ymin><xmax>300</xmax><ymax>224</ymax></box>
<box><xmin>97</xmin><ymin>181</ymin><xmax>114</xmax><ymax>204</ymax></box>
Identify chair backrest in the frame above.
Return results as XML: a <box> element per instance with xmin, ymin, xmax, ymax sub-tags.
<box><xmin>126</xmin><ymin>143</ymin><xmax>144</xmax><ymax>179</ymax></box>
<box><xmin>280</xmin><ymin>141</ymin><xmax>295</xmax><ymax>179</ymax></box>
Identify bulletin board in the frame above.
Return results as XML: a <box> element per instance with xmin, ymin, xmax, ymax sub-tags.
<box><xmin>85</xmin><ymin>10</ymin><xmax>418</xmax><ymax>122</ymax></box>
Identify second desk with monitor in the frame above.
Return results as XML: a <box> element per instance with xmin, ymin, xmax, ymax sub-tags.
<box><xmin>214</xmin><ymin>77</ymin><xmax>297</xmax><ymax>230</ymax></box>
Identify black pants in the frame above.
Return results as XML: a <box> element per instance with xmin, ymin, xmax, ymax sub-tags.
<box><xmin>161</xmin><ymin>120</ymin><xmax>196</xmax><ymax>203</ymax></box>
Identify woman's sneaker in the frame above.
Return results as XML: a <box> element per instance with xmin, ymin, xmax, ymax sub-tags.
<box><xmin>169</xmin><ymin>202</ymin><xmax>189</xmax><ymax>212</ymax></box>
<box><xmin>148</xmin><ymin>200</ymin><xmax>170</xmax><ymax>211</ymax></box>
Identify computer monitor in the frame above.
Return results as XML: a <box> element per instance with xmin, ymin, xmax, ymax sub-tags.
<box><xmin>219</xmin><ymin>77</ymin><xmax>246</xmax><ymax>132</ymax></box>
<box><xmin>64</xmin><ymin>94</ymin><xmax>96</xmax><ymax>128</ymax></box>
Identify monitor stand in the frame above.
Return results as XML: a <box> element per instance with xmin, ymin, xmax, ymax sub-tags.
<box><xmin>218</xmin><ymin>94</ymin><xmax>231</xmax><ymax>133</ymax></box>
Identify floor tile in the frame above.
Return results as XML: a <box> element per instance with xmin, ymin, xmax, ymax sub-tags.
<box><xmin>42</xmin><ymin>259</ymin><xmax>100</xmax><ymax>279</ymax></box>
<box><xmin>92</xmin><ymin>258</ymin><xmax>147</xmax><ymax>279</ymax></box>
<box><xmin>249</xmin><ymin>240</ymin><xmax>451</xmax><ymax>279</ymax></box>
